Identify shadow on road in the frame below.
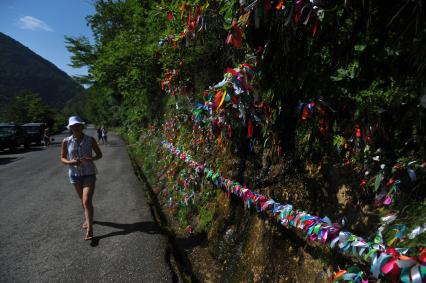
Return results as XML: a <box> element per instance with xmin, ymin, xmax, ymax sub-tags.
<box><xmin>90</xmin><ymin>221</ymin><xmax>161</xmax><ymax>247</ymax></box>
<box><xmin>0</xmin><ymin>157</ymin><xmax>19</xmax><ymax>165</ymax></box>
<box><xmin>0</xmin><ymin>147</ymin><xmax>45</xmax><ymax>156</ymax></box>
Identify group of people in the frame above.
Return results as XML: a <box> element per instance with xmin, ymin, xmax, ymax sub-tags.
<box><xmin>96</xmin><ymin>127</ymin><xmax>108</xmax><ymax>145</ymax></box>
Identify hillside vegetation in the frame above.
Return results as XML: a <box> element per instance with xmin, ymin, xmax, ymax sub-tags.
<box><xmin>0</xmin><ymin>32</ymin><xmax>83</xmax><ymax>118</ymax></box>
<box><xmin>67</xmin><ymin>1</ymin><xmax>426</xmax><ymax>282</ymax></box>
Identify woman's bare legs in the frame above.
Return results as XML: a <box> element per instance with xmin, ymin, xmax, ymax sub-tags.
<box><xmin>73</xmin><ymin>183</ymin><xmax>87</xmax><ymax>228</ymax></box>
<box><xmin>82</xmin><ymin>182</ymin><xmax>95</xmax><ymax>240</ymax></box>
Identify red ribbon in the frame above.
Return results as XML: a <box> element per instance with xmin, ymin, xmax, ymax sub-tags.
<box><xmin>248</xmin><ymin>120</ymin><xmax>254</xmax><ymax>138</ymax></box>
<box><xmin>226</xmin><ymin>20</ymin><xmax>243</xmax><ymax>49</ymax></box>
<box><xmin>167</xmin><ymin>11</ymin><xmax>173</xmax><ymax>21</ymax></box>
<box><xmin>214</xmin><ymin>91</ymin><xmax>223</xmax><ymax>109</ymax></box>
<box><xmin>355</xmin><ymin>128</ymin><xmax>362</xmax><ymax>138</ymax></box>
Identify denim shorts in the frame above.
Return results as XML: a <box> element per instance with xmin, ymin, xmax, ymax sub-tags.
<box><xmin>69</xmin><ymin>174</ymin><xmax>96</xmax><ymax>186</ymax></box>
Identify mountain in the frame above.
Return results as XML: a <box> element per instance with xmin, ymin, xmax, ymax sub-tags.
<box><xmin>0</xmin><ymin>32</ymin><xmax>83</xmax><ymax>109</ymax></box>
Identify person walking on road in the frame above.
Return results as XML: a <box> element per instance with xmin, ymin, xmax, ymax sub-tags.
<box><xmin>60</xmin><ymin>116</ymin><xmax>103</xmax><ymax>240</ymax></box>
<box><xmin>101</xmin><ymin>127</ymin><xmax>108</xmax><ymax>145</ymax></box>
<box><xmin>43</xmin><ymin>127</ymin><xmax>50</xmax><ymax>147</ymax></box>
<box><xmin>97</xmin><ymin>127</ymin><xmax>103</xmax><ymax>144</ymax></box>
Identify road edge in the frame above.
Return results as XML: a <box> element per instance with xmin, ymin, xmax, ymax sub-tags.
<box><xmin>127</xmin><ymin>148</ymin><xmax>198</xmax><ymax>283</ymax></box>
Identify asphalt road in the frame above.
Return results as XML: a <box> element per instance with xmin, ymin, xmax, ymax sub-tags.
<box><xmin>0</xmin><ymin>125</ymin><xmax>174</xmax><ymax>282</ymax></box>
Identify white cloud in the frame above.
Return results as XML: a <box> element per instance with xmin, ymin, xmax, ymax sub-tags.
<box><xmin>18</xmin><ymin>16</ymin><xmax>53</xmax><ymax>32</ymax></box>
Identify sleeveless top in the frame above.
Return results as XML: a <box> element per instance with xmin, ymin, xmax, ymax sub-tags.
<box><xmin>65</xmin><ymin>134</ymin><xmax>97</xmax><ymax>177</ymax></box>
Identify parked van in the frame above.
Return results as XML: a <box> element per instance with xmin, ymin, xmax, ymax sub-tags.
<box><xmin>22</xmin><ymin>123</ymin><xmax>46</xmax><ymax>146</ymax></box>
<box><xmin>0</xmin><ymin>123</ymin><xmax>28</xmax><ymax>152</ymax></box>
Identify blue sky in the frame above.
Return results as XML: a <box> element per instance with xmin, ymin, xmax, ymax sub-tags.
<box><xmin>0</xmin><ymin>0</ymin><xmax>96</xmax><ymax>77</ymax></box>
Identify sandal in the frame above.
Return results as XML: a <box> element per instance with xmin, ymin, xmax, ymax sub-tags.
<box><xmin>84</xmin><ymin>230</ymin><xmax>93</xmax><ymax>241</ymax></box>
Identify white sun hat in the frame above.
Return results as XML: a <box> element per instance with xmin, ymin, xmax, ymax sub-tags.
<box><xmin>67</xmin><ymin>116</ymin><xmax>85</xmax><ymax>129</ymax></box>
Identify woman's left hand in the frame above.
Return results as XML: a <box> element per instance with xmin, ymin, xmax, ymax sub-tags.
<box><xmin>81</xmin><ymin>157</ymin><xmax>93</xmax><ymax>164</ymax></box>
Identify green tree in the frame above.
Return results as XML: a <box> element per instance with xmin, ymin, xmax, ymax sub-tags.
<box><xmin>3</xmin><ymin>91</ymin><xmax>54</xmax><ymax>123</ymax></box>
<box><xmin>65</xmin><ymin>0</ymin><xmax>167</xmax><ymax>129</ymax></box>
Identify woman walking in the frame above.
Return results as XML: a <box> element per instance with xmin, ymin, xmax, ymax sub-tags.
<box><xmin>60</xmin><ymin>116</ymin><xmax>102</xmax><ymax>240</ymax></box>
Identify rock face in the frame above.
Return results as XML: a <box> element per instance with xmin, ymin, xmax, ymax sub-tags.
<box><xmin>203</xmin><ymin>194</ymin><xmax>326</xmax><ymax>283</ymax></box>
<box><xmin>0</xmin><ymin>32</ymin><xmax>83</xmax><ymax>109</ymax></box>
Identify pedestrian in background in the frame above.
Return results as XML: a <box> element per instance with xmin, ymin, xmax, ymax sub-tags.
<box><xmin>101</xmin><ymin>127</ymin><xmax>108</xmax><ymax>145</ymax></box>
<box><xmin>97</xmin><ymin>127</ymin><xmax>103</xmax><ymax>144</ymax></box>
<box><xmin>60</xmin><ymin>116</ymin><xmax>102</xmax><ymax>240</ymax></box>
<box><xmin>43</xmin><ymin>127</ymin><xmax>50</xmax><ymax>147</ymax></box>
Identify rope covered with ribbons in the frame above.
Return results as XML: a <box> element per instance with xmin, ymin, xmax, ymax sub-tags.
<box><xmin>160</xmin><ymin>140</ymin><xmax>426</xmax><ymax>282</ymax></box>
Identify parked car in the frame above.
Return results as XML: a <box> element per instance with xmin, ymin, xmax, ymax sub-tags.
<box><xmin>22</xmin><ymin>123</ymin><xmax>47</xmax><ymax>146</ymax></box>
<box><xmin>0</xmin><ymin>123</ymin><xmax>28</xmax><ymax>152</ymax></box>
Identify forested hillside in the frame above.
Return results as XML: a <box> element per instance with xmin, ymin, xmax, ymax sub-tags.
<box><xmin>0</xmin><ymin>32</ymin><xmax>83</xmax><ymax>112</ymax></box>
<box><xmin>67</xmin><ymin>0</ymin><xmax>426</xmax><ymax>282</ymax></box>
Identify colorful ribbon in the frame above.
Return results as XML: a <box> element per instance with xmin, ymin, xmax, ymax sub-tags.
<box><xmin>160</xmin><ymin>140</ymin><xmax>426</xmax><ymax>282</ymax></box>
